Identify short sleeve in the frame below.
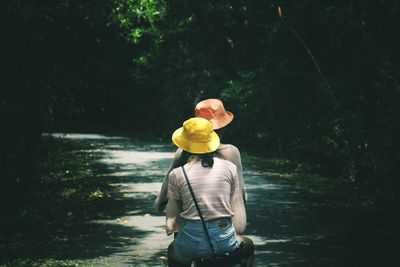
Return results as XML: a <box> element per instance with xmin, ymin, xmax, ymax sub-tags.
<box><xmin>167</xmin><ymin>169</ymin><xmax>180</xmax><ymax>200</ymax></box>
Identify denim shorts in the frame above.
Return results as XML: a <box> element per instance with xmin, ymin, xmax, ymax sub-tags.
<box><xmin>173</xmin><ymin>217</ymin><xmax>240</xmax><ymax>264</ymax></box>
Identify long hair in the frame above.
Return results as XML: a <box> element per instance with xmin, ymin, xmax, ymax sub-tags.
<box><xmin>178</xmin><ymin>151</ymin><xmax>215</xmax><ymax>168</ymax></box>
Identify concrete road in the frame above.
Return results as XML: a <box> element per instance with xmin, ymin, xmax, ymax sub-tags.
<box><xmin>53</xmin><ymin>133</ymin><xmax>350</xmax><ymax>266</ymax></box>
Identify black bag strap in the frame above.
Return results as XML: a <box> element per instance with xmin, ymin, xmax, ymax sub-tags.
<box><xmin>181</xmin><ymin>166</ymin><xmax>217</xmax><ymax>256</ymax></box>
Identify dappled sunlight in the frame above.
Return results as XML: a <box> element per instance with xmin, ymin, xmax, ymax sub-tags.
<box><xmin>41</xmin><ymin>133</ymin><xmax>175</xmax><ymax>265</ymax></box>
<box><xmin>45</xmin><ymin>133</ymin><xmax>129</xmax><ymax>140</ymax></box>
<box><xmin>245</xmin><ymin>183</ymin><xmax>287</xmax><ymax>191</ymax></box>
<box><xmin>99</xmin><ymin>168</ymin><xmax>170</xmax><ymax>178</ymax></box>
<box><xmin>33</xmin><ymin>133</ymin><xmax>352</xmax><ymax>265</ymax></box>
<box><xmin>93</xmin><ymin>215</ymin><xmax>172</xmax><ymax>264</ymax></box>
<box><xmin>99</xmin><ymin>171</ymin><xmax>137</xmax><ymax>177</ymax></box>
<box><xmin>244</xmin><ymin>170</ymin><xmax>281</xmax><ymax>177</ymax></box>
<box><xmin>100</xmin><ymin>150</ymin><xmax>174</xmax><ymax>165</ymax></box>
<box><xmin>112</xmin><ymin>182</ymin><xmax>162</xmax><ymax>193</ymax></box>
<box><xmin>110</xmin><ymin>182</ymin><xmax>161</xmax><ymax>200</ymax></box>
<box><xmin>244</xmin><ymin>235</ymin><xmax>292</xmax><ymax>246</ymax></box>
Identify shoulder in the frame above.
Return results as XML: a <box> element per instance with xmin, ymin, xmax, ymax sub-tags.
<box><xmin>217</xmin><ymin>144</ymin><xmax>241</xmax><ymax>164</ymax></box>
<box><xmin>218</xmin><ymin>144</ymin><xmax>240</xmax><ymax>156</ymax></box>
<box><xmin>173</xmin><ymin>148</ymin><xmax>183</xmax><ymax>160</ymax></box>
<box><xmin>214</xmin><ymin>157</ymin><xmax>237</xmax><ymax>173</ymax></box>
<box><xmin>169</xmin><ymin>167</ymin><xmax>179</xmax><ymax>180</ymax></box>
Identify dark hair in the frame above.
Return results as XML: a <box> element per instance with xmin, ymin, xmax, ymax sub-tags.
<box><xmin>178</xmin><ymin>151</ymin><xmax>215</xmax><ymax>168</ymax></box>
<box><xmin>200</xmin><ymin>153</ymin><xmax>214</xmax><ymax>167</ymax></box>
<box><xmin>178</xmin><ymin>151</ymin><xmax>191</xmax><ymax>166</ymax></box>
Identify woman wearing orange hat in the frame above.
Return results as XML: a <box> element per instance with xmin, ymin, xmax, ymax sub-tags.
<box><xmin>166</xmin><ymin>117</ymin><xmax>250</xmax><ymax>266</ymax></box>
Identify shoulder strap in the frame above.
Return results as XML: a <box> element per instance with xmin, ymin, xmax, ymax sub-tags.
<box><xmin>181</xmin><ymin>166</ymin><xmax>216</xmax><ymax>256</ymax></box>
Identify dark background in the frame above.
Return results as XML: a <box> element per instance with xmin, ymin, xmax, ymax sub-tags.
<box><xmin>1</xmin><ymin>0</ymin><xmax>399</xmax><ymax>221</ymax></box>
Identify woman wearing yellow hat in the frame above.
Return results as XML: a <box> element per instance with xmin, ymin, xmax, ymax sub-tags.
<box><xmin>166</xmin><ymin>117</ymin><xmax>248</xmax><ymax>266</ymax></box>
<box><xmin>156</xmin><ymin>99</ymin><xmax>247</xmax><ymax>232</ymax></box>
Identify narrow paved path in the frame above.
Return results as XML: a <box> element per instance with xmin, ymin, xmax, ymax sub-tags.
<box><xmin>54</xmin><ymin>133</ymin><xmax>346</xmax><ymax>266</ymax></box>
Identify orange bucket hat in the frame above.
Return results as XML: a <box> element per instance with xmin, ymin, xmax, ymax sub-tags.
<box><xmin>172</xmin><ymin>117</ymin><xmax>220</xmax><ymax>154</ymax></box>
<box><xmin>195</xmin><ymin>99</ymin><xmax>234</xmax><ymax>129</ymax></box>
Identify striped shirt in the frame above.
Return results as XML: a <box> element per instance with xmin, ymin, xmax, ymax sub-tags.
<box><xmin>167</xmin><ymin>157</ymin><xmax>240</xmax><ymax>221</ymax></box>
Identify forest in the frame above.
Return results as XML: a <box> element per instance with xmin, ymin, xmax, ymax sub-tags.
<box><xmin>1</xmin><ymin>0</ymin><xmax>399</xmax><ymax>236</ymax></box>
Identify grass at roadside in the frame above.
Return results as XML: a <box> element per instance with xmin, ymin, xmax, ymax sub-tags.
<box><xmin>0</xmin><ymin>259</ymin><xmax>96</xmax><ymax>267</ymax></box>
<box><xmin>241</xmin><ymin>153</ymin><xmax>377</xmax><ymax>209</ymax></box>
<box><xmin>0</xmin><ymin>137</ymin><xmax>120</xmax><ymax>266</ymax></box>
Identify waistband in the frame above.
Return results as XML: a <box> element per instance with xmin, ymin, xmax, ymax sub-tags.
<box><xmin>182</xmin><ymin>217</ymin><xmax>232</xmax><ymax>226</ymax></box>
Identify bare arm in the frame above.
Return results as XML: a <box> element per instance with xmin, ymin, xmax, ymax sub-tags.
<box><xmin>166</xmin><ymin>198</ymin><xmax>182</xmax><ymax>235</ymax></box>
<box><xmin>230</xmin><ymin>171</ymin><xmax>247</xmax><ymax>234</ymax></box>
<box><xmin>219</xmin><ymin>144</ymin><xmax>247</xmax><ymax>233</ymax></box>
<box><xmin>154</xmin><ymin>148</ymin><xmax>182</xmax><ymax>213</ymax></box>
<box><xmin>235</xmin><ymin>151</ymin><xmax>247</xmax><ymax>204</ymax></box>
<box><xmin>220</xmin><ymin>144</ymin><xmax>247</xmax><ymax>204</ymax></box>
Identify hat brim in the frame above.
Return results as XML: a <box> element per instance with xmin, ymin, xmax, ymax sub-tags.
<box><xmin>209</xmin><ymin>111</ymin><xmax>234</xmax><ymax>130</ymax></box>
<box><xmin>172</xmin><ymin>127</ymin><xmax>220</xmax><ymax>154</ymax></box>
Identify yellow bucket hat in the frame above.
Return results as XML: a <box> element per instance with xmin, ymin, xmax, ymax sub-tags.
<box><xmin>172</xmin><ymin>117</ymin><xmax>220</xmax><ymax>154</ymax></box>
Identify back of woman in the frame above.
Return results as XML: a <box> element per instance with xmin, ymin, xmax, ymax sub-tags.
<box><xmin>168</xmin><ymin>157</ymin><xmax>239</xmax><ymax>222</ymax></box>
<box><xmin>166</xmin><ymin>117</ymin><xmax>243</xmax><ymax>266</ymax></box>
<box><xmin>168</xmin><ymin>157</ymin><xmax>241</xmax><ymax>265</ymax></box>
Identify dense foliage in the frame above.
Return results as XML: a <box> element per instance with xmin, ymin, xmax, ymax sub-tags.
<box><xmin>1</xmin><ymin>1</ymin><xmax>399</xmax><ymax>207</ymax></box>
